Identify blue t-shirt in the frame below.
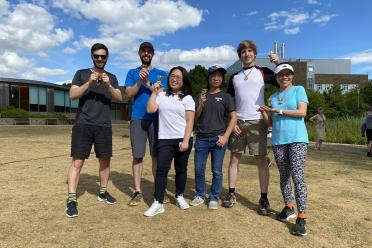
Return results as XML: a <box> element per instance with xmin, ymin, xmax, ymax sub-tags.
<box><xmin>124</xmin><ymin>67</ymin><xmax>168</xmax><ymax>120</ymax></box>
<box><xmin>269</xmin><ymin>85</ymin><xmax>309</xmax><ymax>145</ymax></box>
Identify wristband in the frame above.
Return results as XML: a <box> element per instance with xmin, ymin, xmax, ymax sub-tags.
<box><xmin>279</xmin><ymin>109</ymin><xmax>283</xmax><ymax>115</ymax></box>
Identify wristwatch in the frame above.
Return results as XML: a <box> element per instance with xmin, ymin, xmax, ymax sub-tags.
<box><xmin>279</xmin><ymin>109</ymin><xmax>283</xmax><ymax>115</ymax></box>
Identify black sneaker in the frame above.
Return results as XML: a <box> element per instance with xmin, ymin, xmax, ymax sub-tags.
<box><xmin>277</xmin><ymin>206</ymin><xmax>296</xmax><ymax>222</ymax></box>
<box><xmin>222</xmin><ymin>192</ymin><xmax>236</xmax><ymax>208</ymax></box>
<box><xmin>293</xmin><ymin>218</ymin><xmax>308</xmax><ymax>236</ymax></box>
<box><xmin>258</xmin><ymin>198</ymin><xmax>271</xmax><ymax>216</ymax></box>
<box><xmin>65</xmin><ymin>201</ymin><xmax>78</xmax><ymax>218</ymax></box>
<box><xmin>97</xmin><ymin>191</ymin><xmax>117</xmax><ymax>204</ymax></box>
<box><xmin>367</xmin><ymin>152</ymin><xmax>372</xmax><ymax>157</ymax></box>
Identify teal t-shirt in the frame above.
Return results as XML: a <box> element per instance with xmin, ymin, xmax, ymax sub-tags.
<box><xmin>269</xmin><ymin>85</ymin><xmax>309</xmax><ymax>145</ymax></box>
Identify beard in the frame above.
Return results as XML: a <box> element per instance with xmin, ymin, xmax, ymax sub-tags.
<box><xmin>93</xmin><ymin>60</ymin><xmax>106</xmax><ymax>70</ymax></box>
<box><xmin>140</xmin><ymin>56</ymin><xmax>152</xmax><ymax>66</ymax></box>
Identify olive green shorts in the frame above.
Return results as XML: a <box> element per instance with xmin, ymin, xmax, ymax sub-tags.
<box><xmin>228</xmin><ymin>119</ymin><xmax>268</xmax><ymax>156</ymax></box>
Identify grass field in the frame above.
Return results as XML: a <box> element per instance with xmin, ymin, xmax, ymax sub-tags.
<box><xmin>0</xmin><ymin>125</ymin><xmax>371</xmax><ymax>248</ymax></box>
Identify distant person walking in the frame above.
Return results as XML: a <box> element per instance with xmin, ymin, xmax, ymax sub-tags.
<box><xmin>361</xmin><ymin>105</ymin><xmax>372</xmax><ymax>157</ymax></box>
<box><xmin>190</xmin><ymin>65</ymin><xmax>237</xmax><ymax>210</ymax></box>
<box><xmin>310</xmin><ymin>107</ymin><xmax>326</xmax><ymax>150</ymax></box>
<box><xmin>258</xmin><ymin>63</ymin><xmax>309</xmax><ymax>236</ymax></box>
<box><xmin>65</xmin><ymin>43</ymin><xmax>122</xmax><ymax>218</ymax></box>
<box><xmin>144</xmin><ymin>66</ymin><xmax>195</xmax><ymax>217</ymax></box>
<box><xmin>124</xmin><ymin>42</ymin><xmax>167</xmax><ymax>206</ymax></box>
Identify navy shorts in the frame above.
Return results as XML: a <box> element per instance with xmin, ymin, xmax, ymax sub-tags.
<box><xmin>71</xmin><ymin>124</ymin><xmax>112</xmax><ymax>159</ymax></box>
<box><xmin>367</xmin><ymin>129</ymin><xmax>372</xmax><ymax>141</ymax></box>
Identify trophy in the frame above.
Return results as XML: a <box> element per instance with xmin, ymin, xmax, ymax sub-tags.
<box><xmin>97</xmin><ymin>73</ymin><xmax>103</xmax><ymax>85</ymax></box>
<box><xmin>141</xmin><ymin>64</ymin><xmax>152</xmax><ymax>87</ymax></box>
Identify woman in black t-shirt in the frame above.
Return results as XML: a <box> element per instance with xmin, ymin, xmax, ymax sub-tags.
<box><xmin>190</xmin><ymin>65</ymin><xmax>237</xmax><ymax>210</ymax></box>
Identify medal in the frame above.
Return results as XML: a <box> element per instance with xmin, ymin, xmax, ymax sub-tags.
<box><xmin>242</xmin><ymin>68</ymin><xmax>253</xmax><ymax>81</ymax></box>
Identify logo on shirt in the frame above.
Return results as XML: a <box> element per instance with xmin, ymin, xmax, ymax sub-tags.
<box><xmin>215</xmin><ymin>97</ymin><xmax>222</xmax><ymax>102</ymax></box>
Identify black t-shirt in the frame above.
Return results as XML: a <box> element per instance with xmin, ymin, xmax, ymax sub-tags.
<box><xmin>72</xmin><ymin>69</ymin><xmax>119</xmax><ymax>127</ymax></box>
<box><xmin>195</xmin><ymin>91</ymin><xmax>235</xmax><ymax>137</ymax></box>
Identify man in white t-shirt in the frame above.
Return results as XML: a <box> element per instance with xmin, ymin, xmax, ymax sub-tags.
<box><xmin>224</xmin><ymin>40</ymin><xmax>279</xmax><ymax>216</ymax></box>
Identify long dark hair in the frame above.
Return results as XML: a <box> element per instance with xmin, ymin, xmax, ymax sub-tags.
<box><xmin>166</xmin><ymin>66</ymin><xmax>192</xmax><ymax>99</ymax></box>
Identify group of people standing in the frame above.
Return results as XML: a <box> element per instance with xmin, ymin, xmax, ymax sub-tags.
<box><xmin>64</xmin><ymin>40</ymin><xmax>310</xmax><ymax>236</ymax></box>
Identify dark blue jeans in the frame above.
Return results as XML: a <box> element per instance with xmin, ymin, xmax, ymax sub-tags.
<box><xmin>194</xmin><ymin>135</ymin><xmax>227</xmax><ymax>201</ymax></box>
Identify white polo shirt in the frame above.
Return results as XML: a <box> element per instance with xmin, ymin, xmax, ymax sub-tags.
<box><xmin>156</xmin><ymin>92</ymin><xmax>195</xmax><ymax>139</ymax></box>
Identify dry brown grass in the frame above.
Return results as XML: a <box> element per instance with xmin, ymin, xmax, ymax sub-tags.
<box><xmin>0</xmin><ymin>125</ymin><xmax>371</xmax><ymax>248</ymax></box>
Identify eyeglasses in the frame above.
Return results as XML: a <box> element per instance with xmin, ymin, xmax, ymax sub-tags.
<box><xmin>169</xmin><ymin>74</ymin><xmax>182</xmax><ymax>81</ymax></box>
<box><xmin>93</xmin><ymin>54</ymin><xmax>107</xmax><ymax>60</ymax></box>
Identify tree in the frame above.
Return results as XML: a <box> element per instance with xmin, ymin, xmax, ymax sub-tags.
<box><xmin>188</xmin><ymin>65</ymin><xmax>208</xmax><ymax>97</ymax></box>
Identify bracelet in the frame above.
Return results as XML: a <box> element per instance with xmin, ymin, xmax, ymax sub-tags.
<box><xmin>279</xmin><ymin>109</ymin><xmax>283</xmax><ymax>115</ymax></box>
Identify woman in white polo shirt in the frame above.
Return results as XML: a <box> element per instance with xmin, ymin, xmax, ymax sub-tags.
<box><xmin>144</xmin><ymin>66</ymin><xmax>195</xmax><ymax>217</ymax></box>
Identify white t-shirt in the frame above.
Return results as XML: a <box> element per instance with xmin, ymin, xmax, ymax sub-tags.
<box><xmin>233</xmin><ymin>67</ymin><xmax>265</xmax><ymax>120</ymax></box>
<box><xmin>156</xmin><ymin>92</ymin><xmax>195</xmax><ymax>139</ymax></box>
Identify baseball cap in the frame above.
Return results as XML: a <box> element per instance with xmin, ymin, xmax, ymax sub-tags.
<box><xmin>208</xmin><ymin>65</ymin><xmax>227</xmax><ymax>78</ymax></box>
<box><xmin>139</xmin><ymin>42</ymin><xmax>154</xmax><ymax>52</ymax></box>
<box><xmin>274</xmin><ymin>63</ymin><xmax>294</xmax><ymax>75</ymax></box>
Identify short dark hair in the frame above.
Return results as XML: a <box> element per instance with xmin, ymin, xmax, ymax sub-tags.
<box><xmin>237</xmin><ymin>40</ymin><xmax>257</xmax><ymax>58</ymax></box>
<box><xmin>166</xmin><ymin>66</ymin><xmax>192</xmax><ymax>99</ymax></box>
<box><xmin>91</xmin><ymin>43</ymin><xmax>109</xmax><ymax>55</ymax></box>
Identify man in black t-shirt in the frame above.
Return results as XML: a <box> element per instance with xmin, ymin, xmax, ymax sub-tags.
<box><xmin>65</xmin><ymin>43</ymin><xmax>122</xmax><ymax>218</ymax></box>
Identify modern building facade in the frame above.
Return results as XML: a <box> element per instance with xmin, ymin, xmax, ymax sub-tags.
<box><xmin>0</xmin><ymin>77</ymin><xmax>130</xmax><ymax>121</ymax></box>
<box><xmin>227</xmin><ymin>58</ymin><xmax>368</xmax><ymax>93</ymax></box>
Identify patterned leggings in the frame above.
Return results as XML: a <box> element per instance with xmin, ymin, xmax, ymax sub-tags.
<box><xmin>272</xmin><ymin>143</ymin><xmax>308</xmax><ymax>213</ymax></box>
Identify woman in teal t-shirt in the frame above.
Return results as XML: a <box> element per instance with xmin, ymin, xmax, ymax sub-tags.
<box><xmin>258</xmin><ymin>63</ymin><xmax>309</xmax><ymax>236</ymax></box>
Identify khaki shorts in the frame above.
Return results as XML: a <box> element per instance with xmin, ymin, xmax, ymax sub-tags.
<box><xmin>228</xmin><ymin>119</ymin><xmax>267</xmax><ymax>156</ymax></box>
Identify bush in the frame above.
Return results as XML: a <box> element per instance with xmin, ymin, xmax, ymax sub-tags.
<box><xmin>307</xmin><ymin>116</ymin><xmax>365</xmax><ymax>145</ymax></box>
<box><xmin>0</xmin><ymin>106</ymin><xmax>29</xmax><ymax>118</ymax></box>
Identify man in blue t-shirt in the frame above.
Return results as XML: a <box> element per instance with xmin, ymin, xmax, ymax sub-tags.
<box><xmin>124</xmin><ymin>42</ymin><xmax>167</xmax><ymax>206</ymax></box>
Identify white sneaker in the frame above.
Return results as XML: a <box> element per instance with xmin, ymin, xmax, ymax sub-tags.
<box><xmin>190</xmin><ymin>196</ymin><xmax>204</xmax><ymax>206</ymax></box>
<box><xmin>176</xmin><ymin>194</ymin><xmax>190</xmax><ymax>209</ymax></box>
<box><xmin>144</xmin><ymin>200</ymin><xmax>165</xmax><ymax>217</ymax></box>
<box><xmin>208</xmin><ymin>200</ymin><xmax>218</xmax><ymax>210</ymax></box>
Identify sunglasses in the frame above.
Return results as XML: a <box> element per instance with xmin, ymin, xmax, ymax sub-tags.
<box><xmin>93</xmin><ymin>54</ymin><xmax>107</xmax><ymax>60</ymax></box>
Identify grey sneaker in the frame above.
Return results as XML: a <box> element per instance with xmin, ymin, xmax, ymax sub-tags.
<box><xmin>293</xmin><ymin>218</ymin><xmax>308</xmax><ymax>236</ymax></box>
<box><xmin>222</xmin><ymin>193</ymin><xmax>236</xmax><ymax>208</ymax></box>
<box><xmin>190</xmin><ymin>196</ymin><xmax>204</xmax><ymax>206</ymax></box>
<box><xmin>277</xmin><ymin>206</ymin><xmax>296</xmax><ymax>222</ymax></box>
<box><xmin>128</xmin><ymin>192</ymin><xmax>143</xmax><ymax>206</ymax></box>
<box><xmin>208</xmin><ymin>200</ymin><xmax>218</xmax><ymax>210</ymax></box>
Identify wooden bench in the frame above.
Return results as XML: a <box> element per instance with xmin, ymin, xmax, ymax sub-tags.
<box><xmin>46</xmin><ymin>118</ymin><xmax>58</xmax><ymax>125</ymax></box>
<box><xmin>14</xmin><ymin>118</ymin><xmax>29</xmax><ymax>125</ymax></box>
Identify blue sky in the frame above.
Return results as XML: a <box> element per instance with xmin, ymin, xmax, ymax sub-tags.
<box><xmin>1</xmin><ymin>0</ymin><xmax>371</xmax><ymax>85</ymax></box>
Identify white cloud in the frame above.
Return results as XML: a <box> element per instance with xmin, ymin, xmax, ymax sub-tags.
<box><xmin>265</xmin><ymin>9</ymin><xmax>336</xmax><ymax>35</ymax></box>
<box><xmin>0</xmin><ymin>52</ymin><xmax>67</xmax><ymax>80</ymax></box>
<box><xmin>313</xmin><ymin>14</ymin><xmax>337</xmax><ymax>24</ymax></box>
<box><xmin>307</xmin><ymin>0</ymin><xmax>320</xmax><ymax>5</ymax></box>
<box><xmin>284</xmin><ymin>27</ymin><xmax>300</xmax><ymax>35</ymax></box>
<box><xmin>247</xmin><ymin>10</ymin><xmax>258</xmax><ymax>16</ymax></box>
<box><xmin>52</xmin><ymin>0</ymin><xmax>203</xmax><ymax>52</ymax></box>
<box><xmin>0</xmin><ymin>0</ymin><xmax>9</xmax><ymax>17</ymax></box>
<box><xmin>342</xmin><ymin>49</ymin><xmax>372</xmax><ymax>64</ymax></box>
<box><xmin>120</xmin><ymin>45</ymin><xmax>237</xmax><ymax>71</ymax></box>
<box><xmin>0</xmin><ymin>2</ymin><xmax>73</xmax><ymax>54</ymax></box>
